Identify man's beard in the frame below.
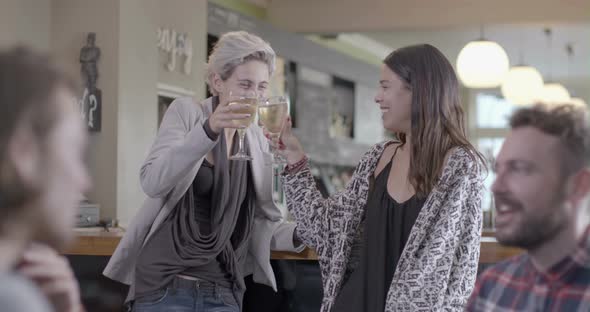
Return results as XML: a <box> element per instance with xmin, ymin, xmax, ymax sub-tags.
<box><xmin>495</xmin><ymin>188</ymin><xmax>569</xmax><ymax>250</ymax></box>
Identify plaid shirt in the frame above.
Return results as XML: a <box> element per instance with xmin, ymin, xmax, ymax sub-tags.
<box><xmin>466</xmin><ymin>230</ymin><xmax>590</xmax><ymax>312</ymax></box>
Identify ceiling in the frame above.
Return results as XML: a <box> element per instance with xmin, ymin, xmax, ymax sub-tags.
<box><xmin>363</xmin><ymin>23</ymin><xmax>590</xmax><ymax>81</ymax></box>
<box><xmin>241</xmin><ymin>0</ymin><xmax>589</xmax><ymax>86</ymax></box>
<box><xmin>264</xmin><ymin>0</ymin><xmax>590</xmax><ymax>32</ymax></box>
<box><xmin>244</xmin><ymin>0</ymin><xmax>589</xmax><ymax>80</ymax></box>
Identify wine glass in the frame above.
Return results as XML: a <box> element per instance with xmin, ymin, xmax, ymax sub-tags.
<box><xmin>258</xmin><ymin>95</ymin><xmax>289</xmax><ymax>164</ymax></box>
<box><xmin>228</xmin><ymin>90</ymin><xmax>258</xmax><ymax>161</ymax></box>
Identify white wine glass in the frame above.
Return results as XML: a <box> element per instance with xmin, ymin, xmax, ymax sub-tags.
<box><xmin>258</xmin><ymin>95</ymin><xmax>289</xmax><ymax>164</ymax></box>
<box><xmin>228</xmin><ymin>90</ymin><xmax>258</xmax><ymax>161</ymax></box>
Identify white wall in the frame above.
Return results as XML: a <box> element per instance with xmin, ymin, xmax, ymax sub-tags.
<box><xmin>49</xmin><ymin>0</ymin><xmax>208</xmax><ymax>225</ymax></box>
<box><xmin>157</xmin><ymin>0</ymin><xmax>207</xmax><ymax>100</ymax></box>
<box><xmin>0</xmin><ymin>0</ymin><xmax>51</xmax><ymax>51</ymax></box>
<box><xmin>51</xmin><ymin>0</ymin><xmax>120</xmax><ymax>220</ymax></box>
<box><xmin>116</xmin><ymin>0</ymin><xmax>208</xmax><ymax>225</ymax></box>
<box><xmin>116</xmin><ymin>0</ymin><xmax>159</xmax><ymax>226</ymax></box>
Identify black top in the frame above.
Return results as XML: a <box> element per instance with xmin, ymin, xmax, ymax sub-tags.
<box><xmin>189</xmin><ymin>159</ymin><xmax>215</xmax><ymax>233</ymax></box>
<box><xmin>135</xmin><ymin>159</ymin><xmax>232</xmax><ymax>295</ymax></box>
<box><xmin>332</xmin><ymin>152</ymin><xmax>426</xmax><ymax>312</ymax></box>
<box><xmin>181</xmin><ymin>159</ymin><xmax>230</xmax><ymax>281</ymax></box>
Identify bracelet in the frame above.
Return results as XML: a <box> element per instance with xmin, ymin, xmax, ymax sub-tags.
<box><xmin>284</xmin><ymin>155</ymin><xmax>308</xmax><ymax>174</ymax></box>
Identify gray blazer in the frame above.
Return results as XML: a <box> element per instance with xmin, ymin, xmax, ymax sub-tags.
<box><xmin>103</xmin><ymin>97</ymin><xmax>302</xmax><ymax>299</ymax></box>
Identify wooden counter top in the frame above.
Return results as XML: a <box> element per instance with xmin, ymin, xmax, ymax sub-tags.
<box><xmin>66</xmin><ymin>228</ymin><xmax>126</xmax><ymax>256</ymax></box>
<box><xmin>66</xmin><ymin>228</ymin><xmax>523</xmax><ymax>263</ymax></box>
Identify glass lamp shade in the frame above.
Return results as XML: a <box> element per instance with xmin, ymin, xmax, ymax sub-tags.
<box><xmin>500</xmin><ymin>66</ymin><xmax>544</xmax><ymax>105</ymax></box>
<box><xmin>457</xmin><ymin>40</ymin><xmax>509</xmax><ymax>88</ymax></box>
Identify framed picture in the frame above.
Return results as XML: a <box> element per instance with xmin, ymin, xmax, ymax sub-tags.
<box><xmin>285</xmin><ymin>61</ymin><xmax>298</xmax><ymax>128</ymax></box>
<box><xmin>330</xmin><ymin>76</ymin><xmax>355</xmax><ymax>139</ymax></box>
<box><xmin>156</xmin><ymin>83</ymin><xmax>195</xmax><ymax>127</ymax></box>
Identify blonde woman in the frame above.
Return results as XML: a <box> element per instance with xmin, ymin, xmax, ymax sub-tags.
<box><xmin>104</xmin><ymin>31</ymin><xmax>302</xmax><ymax>311</ymax></box>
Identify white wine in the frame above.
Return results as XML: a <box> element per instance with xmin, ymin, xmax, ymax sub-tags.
<box><xmin>228</xmin><ymin>97</ymin><xmax>257</xmax><ymax>128</ymax></box>
<box><xmin>258</xmin><ymin>102</ymin><xmax>288</xmax><ymax>133</ymax></box>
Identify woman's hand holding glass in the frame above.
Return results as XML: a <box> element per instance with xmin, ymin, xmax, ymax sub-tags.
<box><xmin>258</xmin><ymin>96</ymin><xmax>290</xmax><ymax>164</ymax></box>
<box><xmin>207</xmin><ymin>94</ymin><xmax>254</xmax><ymax>135</ymax></box>
<box><xmin>265</xmin><ymin>114</ymin><xmax>306</xmax><ymax>166</ymax></box>
<box><xmin>226</xmin><ymin>90</ymin><xmax>258</xmax><ymax>161</ymax></box>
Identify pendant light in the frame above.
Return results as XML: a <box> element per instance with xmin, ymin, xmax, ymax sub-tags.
<box><xmin>537</xmin><ymin>28</ymin><xmax>570</xmax><ymax>105</ymax></box>
<box><xmin>457</xmin><ymin>25</ymin><xmax>509</xmax><ymax>88</ymax></box>
<box><xmin>539</xmin><ymin>83</ymin><xmax>570</xmax><ymax>104</ymax></box>
<box><xmin>501</xmin><ymin>30</ymin><xmax>543</xmax><ymax>105</ymax></box>
<box><xmin>570</xmin><ymin>97</ymin><xmax>587</xmax><ymax>108</ymax></box>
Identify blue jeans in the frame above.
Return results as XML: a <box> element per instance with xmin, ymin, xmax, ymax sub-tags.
<box><xmin>132</xmin><ymin>277</ymin><xmax>239</xmax><ymax>312</ymax></box>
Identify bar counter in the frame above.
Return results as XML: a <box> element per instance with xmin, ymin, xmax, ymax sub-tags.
<box><xmin>66</xmin><ymin>227</ymin><xmax>523</xmax><ymax>263</ymax></box>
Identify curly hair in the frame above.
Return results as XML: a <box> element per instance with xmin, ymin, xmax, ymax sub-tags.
<box><xmin>510</xmin><ymin>103</ymin><xmax>590</xmax><ymax>175</ymax></box>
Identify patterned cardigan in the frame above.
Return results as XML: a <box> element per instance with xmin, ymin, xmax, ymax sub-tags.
<box><xmin>282</xmin><ymin>141</ymin><xmax>485</xmax><ymax>312</ymax></box>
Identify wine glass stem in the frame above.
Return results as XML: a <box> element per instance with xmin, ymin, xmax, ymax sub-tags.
<box><xmin>237</xmin><ymin>129</ymin><xmax>246</xmax><ymax>154</ymax></box>
<box><xmin>270</xmin><ymin>133</ymin><xmax>280</xmax><ymax>153</ymax></box>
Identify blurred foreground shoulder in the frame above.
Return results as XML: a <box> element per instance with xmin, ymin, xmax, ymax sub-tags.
<box><xmin>0</xmin><ymin>273</ymin><xmax>52</xmax><ymax>312</ymax></box>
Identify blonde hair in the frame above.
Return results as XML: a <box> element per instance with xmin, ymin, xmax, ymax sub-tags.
<box><xmin>206</xmin><ymin>31</ymin><xmax>275</xmax><ymax>95</ymax></box>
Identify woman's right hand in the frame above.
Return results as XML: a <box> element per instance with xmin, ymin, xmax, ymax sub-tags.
<box><xmin>272</xmin><ymin>116</ymin><xmax>306</xmax><ymax>165</ymax></box>
<box><xmin>207</xmin><ymin>102</ymin><xmax>252</xmax><ymax>134</ymax></box>
<box><xmin>18</xmin><ymin>244</ymin><xmax>84</xmax><ymax>312</ymax></box>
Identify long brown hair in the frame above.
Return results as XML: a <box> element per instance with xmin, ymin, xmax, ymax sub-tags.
<box><xmin>384</xmin><ymin>44</ymin><xmax>485</xmax><ymax>198</ymax></box>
